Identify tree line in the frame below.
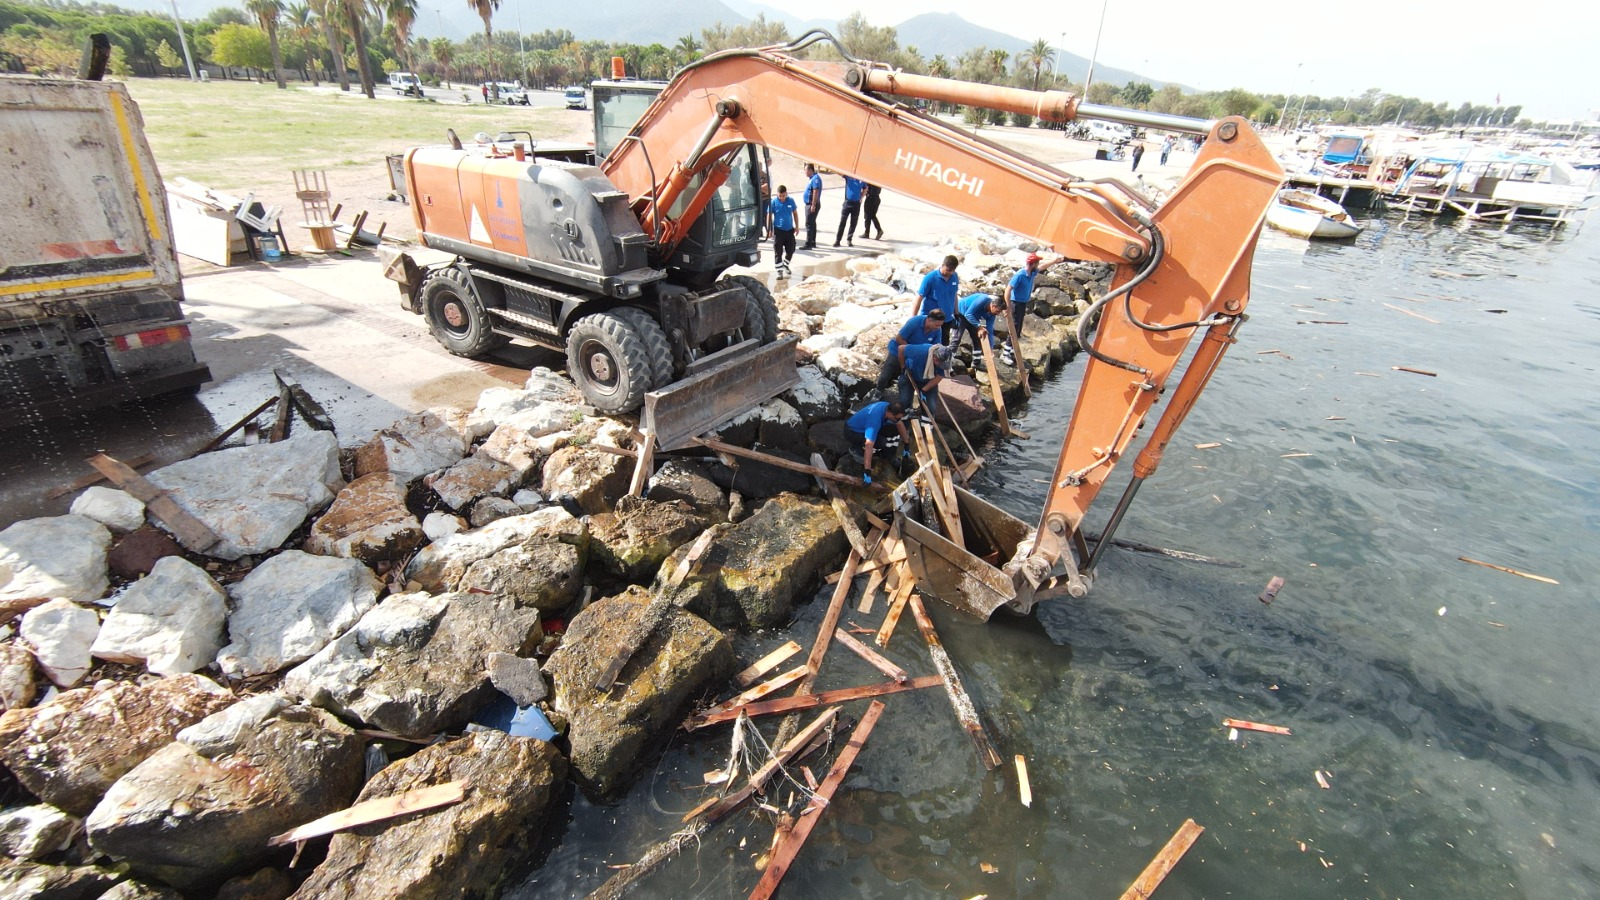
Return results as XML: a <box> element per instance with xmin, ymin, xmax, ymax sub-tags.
<box><xmin>0</xmin><ymin>0</ymin><xmax>1535</xmax><ymax>129</ymax></box>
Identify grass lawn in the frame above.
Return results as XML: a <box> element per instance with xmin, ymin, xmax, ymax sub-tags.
<box><xmin>124</xmin><ymin>77</ymin><xmax>583</xmax><ymax>191</ymax></box>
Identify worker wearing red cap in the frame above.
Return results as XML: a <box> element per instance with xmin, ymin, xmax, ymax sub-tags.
<box><xmin>1003</xmin><ymin>252</ymin><xmax>1053</xmax><ymax>363</ymax></box>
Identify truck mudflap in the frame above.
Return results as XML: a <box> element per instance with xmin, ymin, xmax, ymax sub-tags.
<box><xmin>643</xmin><ymin>336</ymin><xmax>798</xmax><ymax>451</ymax></box>
<box><xmin>892</xmin><ymin>470</ymin><xmax>1071</xmax><ymax>620</ymax></box>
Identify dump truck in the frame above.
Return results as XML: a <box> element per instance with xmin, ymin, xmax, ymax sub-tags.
<box><xmin>390</xmin><ymin>32</ymin><xmax>1282</xmax><ymax>609</ymax></box>
<box><xmin>0</xmin><ymin>72</ymin><xmax>210</xmax><ymax>425</ymax></box>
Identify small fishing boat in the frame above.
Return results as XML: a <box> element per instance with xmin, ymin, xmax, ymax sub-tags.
<box><xmin>1266</xmin><ymin>189</ymin><xmax>1363</xmax><ymax>239</ymax></box>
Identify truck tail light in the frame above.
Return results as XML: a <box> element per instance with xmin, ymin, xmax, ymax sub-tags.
<box><xmin>112</xmin><ymin>324</ymin><xmax>190</xmax><ymax>351</ymax></box>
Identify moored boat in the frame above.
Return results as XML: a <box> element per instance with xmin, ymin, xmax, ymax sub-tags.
<box><xmin>1266</xmin><ymin>188</ymin><xmax>1363</xmax><ymax>239</ymax></box>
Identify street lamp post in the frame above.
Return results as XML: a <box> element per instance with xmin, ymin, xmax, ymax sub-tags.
<box><xmin>1055</xmin><ymin>32</ymin><xmax>1064</xmax><ymax>88</ymax></box>
<box><xmin>1083</xmin><ymin>0</ymin><xmax>1109</xmax><ymax>99</ymax></box>
<box><xmin>168</xmin><ymin>0</ymin><xmax>198</xmax><ymax>81</ymax></box>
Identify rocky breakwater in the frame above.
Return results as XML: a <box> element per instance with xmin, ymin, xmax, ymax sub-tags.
<box><xmin>0</xmin><ymin>226</ymin><xmax>1098</xmax><ymax>896</ymax></box>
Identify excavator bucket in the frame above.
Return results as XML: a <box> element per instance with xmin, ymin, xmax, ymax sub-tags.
<box><xmin>893</xmin><ymin>473</ymin><xmax>1040</xmax><ymax>620</ymax></box>
<box><xmin>643</xmin><ymin>336</ymin><xmax>799</xmax><ymax>451</ymax></box>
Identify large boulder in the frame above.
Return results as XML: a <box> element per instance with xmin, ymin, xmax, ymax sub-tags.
<box><xmin>781</xmin><ymin>365</ymin><xmax>846</xmax><ymax>422</ymax></box>
<box><xmin>304</xmin><ymin>473</ymin><xmax>424</xmax><ymax>564</ymax></box>
<box><xmin>68</xmin><ymin>487</ymin><xmax>145</xmax><ymax>533</ymax></box>
<box><xmin>0</xmin><ymin>674</ymin><xmax>233</xmax><ymax>816</ymax></box>
<box><xmin>85</xmin><ymin>696</ymin><xmax>364</xmax><ymax>890</ymax></box>
<box><xmin>20</xmin><ymin>600</ymin><xmax>100</xmax><ymax>688</ymax></box>
<box><xmin>425</xmin><ymin>455</ymin><xmax>517</xmax><ymax>512</ymax></box>
<box><xmin>405</xmin><ymin>507</ymin><xmax>585</xmax><ymax>595</ymax></box>
<box><xmin>468</xmin><ymin>497</ymin><xmax>523</xmax><ymax>528</ymax></box>
<box><xmin>540</xmin><ymin>446</ymin><xmax>628</xmax><ymax>515</ymax></box>
<box><xmin>782</xmin><ymin>275</ymin><xmax>858</xmax><ymax>315</ymax></box>
<box><xmin>662</xmin><ymin>493</ymin><xmax>846</xmax><ymax>629</ymax></box>
<box><xmin>588</xmin><ymin>497</ymin><xmax>708</xmax><ymax>584</ymax></box>
<box><xmin>0</xmin><ymin>642</ymin><xmax>37</xmax><ymax>711</ymax></box>
<box><xmin>289</xmin><ymin>732</ymin><xmax>565</xmax><ymax>900</ymax></box>
<box><xmin>815</xmin><ymin>347</ymin><xmax>881</xmax><ymax>403</ymax></box>
<box><xmin>0</xmin><ymin>804</ymin><xmax>78</xmax><ymax>860</ymax></box>
<box><xmin>0</xmin><ymin>516</ymin><xmax>110</xmax><ymax>604</ymax></box>
<box><xmin>0</xmin><ymin>860</ymin><xmax>118</xmax><ymax>899</ymax></box>
<box><xmin>283</xmin><ymin>591</ymin><xmax>542</xmax><ymax>739</ymax></box>
<box><xmin>717</xmin><ymin>398</ymin><xmax>806</xmax><ymax>451</ymax></box>
<box><xmin>353</xmin><ymin>408</ymin><xmax>476</xmax><ymax>484</ymax></box>
<box><xmin>458</xmin><ymin>537</ymin><xmax>587</xmax><ymax>612</ymax></box>
<box><xmin>705</xmin><ymin>446</ymin><xmax>815</xmax><ymax>501</ymax></box>
<box><xmin>646</xmin><ymin>460</ymin><xmax>728</xmax><ymax>523</ymax></box>
<box><xmin>90</xmin><ymin>557</ymin><xmax>227</xmax><ymax>676</ymax></box>
<box><xmin>216</xmin><ymin>551</ymin><xmax>381</xmax><ymax>678</ymax></box>
<box><xmin>473</xmin><ymin>421</ymin><xmax>549</xmax><ymax>483</ymax></box>
<box><xmin>546</xmin><ymin>588</ymin><xmax>732</xmax><ymax>795</ymax></box>
<box><xmin>144</xmin><ymin>432</ymin><xmax>343</xmax><ymax>560</ymax></box>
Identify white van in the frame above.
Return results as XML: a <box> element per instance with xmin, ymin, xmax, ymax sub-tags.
<box><xmin>564</xmin><ymin>86</ymin><xmax>587</xmax><ymax>109</ymax></box>
<box><xmin>1083</xmin><ymin>120</ymin><xmax>1131</xmax><ymax>142</ymax></box>
<box><xmin>388</xmin><ymin>72</ymin><xmax>423</xmax><ymax>97</ymax></box>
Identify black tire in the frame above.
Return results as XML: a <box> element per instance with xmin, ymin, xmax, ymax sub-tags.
<box><xmin>725</xmin><ymin>274</ymin><xmax>780</xmax><ymax>345</ymax></box>
<box><xmin>611</xmin><ymin>307</ymin><xmax>674</xmax><ymax>389</ymax></box>
<box><xmin>422</xmin><ymin>267</ymin><xmax>508</xmax><ymax>357</ymax></box>
<box><xmin>565</xmin><ymin>312</ymin><xmax>652</xmax><ymax>414</ymax></box>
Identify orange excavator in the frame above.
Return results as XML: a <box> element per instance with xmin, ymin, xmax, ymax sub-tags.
<box><xmin>388</xmin><ymin>32</ymin><xmax>1283</xmax><ymax>613</ymax></box>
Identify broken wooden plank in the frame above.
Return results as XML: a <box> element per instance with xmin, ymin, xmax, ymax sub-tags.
<box><xmin>789</xmin><ymin>549</ymin><xmax>862</xmax><ymax>703</ymax></box>
<box><xmin>1391</xmin><ymin>365</ymin><xmax>1438</xmax><ymax>377</ymax></box>
<box><xmin>825</xmin><ymin>556</ymin><xmax>893</xmax><ymax>584</ymax></box>
<box><xmin>685</xmin><ymin>665</ymin><xmax>809</xmax><ymax>728</ymax></box>
<box><xmin>733</xmin><ymin>641</ymin><xmax>802</xmax><ymax>688</ymax></box>
<box><xmin>1457</xmin><ymin>556</ymin><xmax>1558</xmax><ymax>584</ymax></box>
<box><xmin>1382</xmin><ymin>302</ymin><xmax>1440</xmax><ymax>324</ymax></box>
<box><xmin>854</xmin><ymin>568</ymin><xmax>884</xmax><ymax>615</ymax></box>
<box><xmin>268</xmin><ymin>781</ymin><xmax>466</xmax><ymax>846</ymax></box>
<box><xmin>87</xmin><ymin>453</ymin><xmax>219</xmax><ymax>552</ymax></box>
<box><xmin>696</xmin><ymin>437</ymin><xmax>889</xmax><ymax>493</ymax></box>
<box><xmin>589</xmin><ymin>444</ymin><xmax>638</xmax><ymax>459</ymax></box>
<box><xmin>1258</xmin><ymin>576</ymin><xmax>1284</xmax><ymax>605</ymax></box>
<box><xmin>875</xmin><ymin>567</ymin><xmax>916</xmax><ymax>649</ymax></box>
<box><xmin>273</xmin><ymin>368</ymin><xmax>335</xmax><ymax>432</ymax></box>
<box><xmin>45</xmin><ymin>452</ymin><xmax>157</xmax><ymax>499</ymax></box>
<box><xmin>193</xmin><ymin>398</ymin><xmax>280</xmax><ymax>457</ymax></box>
<box><xmin>1223</xmin><ymin>718</ymin><xmax>1292</xmax><ymax>736</ymax></box>
<box><xmin>750</xmin><ymin>701</ymin><xmax>887</xmax><ymax>900</ymax></box>
<box><xmin>693</xmin><ymin>707</ymin><xmax>841</xmax><ymax>824</ymax></box>
<box><xmin>832</xmin><ymin>628</ymin><xmax>907</xmax><ymax>682</ymax></box>
<box><xmin>627</xmin><ymin>429</ymin><xmax>656</xmax><ymax>498</ymax></box>
<box><xmin>910</xmin><ymin>595</ymin><xmax>1001</xmax><ymax>770</ymax></box>
<box><xmin>811</xmin><ymin>452</ymin><xmax>868</xmax><ymax>557</ymax></box>
<box><xmin>978</xmin><ymin>338</ymin><xmax>1015</xmax><ymax>438</ymax></box>
<box><xmin>1117</xmin><ymin>818</ymin><xmax>1205</xmax><ymax>900</ymax></box>
<box><xmin>269</xmin><ymin>378</ymin><xmax>294</xmax><ymax>442</ymax></box>
<box><xmin>1193</xmin><ymin>442</ymin><xmax>1222</xmax><ymax>450</ymax></box>
<box><xmin>1015</xmin><ymin>755</ymin><xmax>1032</xmax><ymax>808</ymax></box>
<box><xmin>688</xmin><ymin>676</ymin><xmax>940</xmax><ymax>728</ymax></box>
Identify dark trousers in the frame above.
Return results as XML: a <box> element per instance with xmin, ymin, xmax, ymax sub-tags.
<box><xmin>847</xmin><ymin>427</ymin><xmax>903</xmax><ymax>458</ymax></box>
<box><xmin>773</xmin><ymin>228</ymin><xmax>795</xmax><ymax>265</ymax></box>
<box><xmin>899</xmin><ymin>372</ymin><xmax>940</xmax><ymax>412</ymax></box>
<box><xmin>863</xmin><ymin>195</ymin><xmax>882</xmax><ymax>237</ymax></box>
<box><xmin>876</xmin><ymin>354</ymin><xmax>902</xmax><ymax>391</ymax></box>
<box><xmin>949</xmin><ymin>315</ymin><xmax>992</xmax><ymax>354</ymax></box>
<box><xmin>836</xmin><ymin>200</ymin><xmax>861</xmax><ymax>243</ymax></box>
<box><xmin>804</xmin><ymin>203</ymin><xmax>821</xmax><ymax>247</ymax></box>
<box><xmin>1010</xmin><ymin>302</ymin><xmax>1028</xmax><ymax>339</ymax></box>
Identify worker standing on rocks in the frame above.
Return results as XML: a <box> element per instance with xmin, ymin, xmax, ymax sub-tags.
<box><xmin>949</xmin><ymin>292</ymin><xmax>1004</xmax><ymax>359</ymax></box>
<box><xmin>918</xmin><ymin>255</ymin><xmax>960</xmax><ymax>347</ymax></box>
<box><xmin>1003</xmin><ymin>252</ymin><xmax>1052</xmax><ymax>364</ymax></box>
<box><xmin>845</xmin><ymin>399</ymin><xmax>910</xmax><ymax>484</ymax></box>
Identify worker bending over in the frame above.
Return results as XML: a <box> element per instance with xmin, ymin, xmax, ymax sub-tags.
<box><xmin>949</xmin><ymin>292</ymin><xmax>1004</xmax><ymax>357</ymax></box>
<box><xmin>845</xmin><ymin>400</ymin><xmax>910</xmax><ymax>485</ymax></box>
<box><xmin>877</xmin><ymin>308</ymin><xmax>945</xmax><ymax>391</ymax></box>
<box><xmin>900</xmin><ymin>343</ymin><xmax>951</xmax><ymax>415</ymax></box>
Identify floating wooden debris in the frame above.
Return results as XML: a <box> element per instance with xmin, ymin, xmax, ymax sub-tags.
<box><xmin>686</xmin><ymin>666</ymin><xmax>810</xmax><ymax>728</ymax></box>
<box><xmin>749</xmin><ymin>701</ymin><xmax>887</xmax><ymax>900</ymax></box>
<box><xmin>1324</xmin><ymin>416</ymin><xmax>1345</xmax><ymax>421</ymax></box>
<box><xmin>911</xmin><ymin>595</ymin><xmax>1001</xmax><ymax>770</ymax></box>
<box><xmin>1355</xmin><ymin>372</ymin><xmax>1383</xmax><ymax>377</ymax></box>
<box><xmin>268</xmin><ymin>781</ymin><xmax>466</xmax><ymax>846</ymax></box>
<box><xmin>833</xmin><ymin>628</ymin><xmax>907</xmax><ymax>683</ymax></box>
<box><xmin>1457</xmin><ymin>556</ymin><xmax>1558</xmax><ymax>585</ymax></box>
<box><xmin>1258</xmin><ymin>576</ymin><xmax>1284</xmax><ymax>605</ymax></box>
<box><xmin>1117</xmin><ymin>818</ymin><xmax>1205</xmax><ymax>900</ymax></box>
<box><xmin>1223</xmin><ymin>718</ymin><xmax>1292</xmax><ymax>736</ymax></box>
<box><xmin>1392</xmin><ymin>366</ymin><xmax>1438</xmax><ymax>377</ymax></box>
<box><xmin>1193</xmin><ymin>442</ymin><xmax>1222</xmax><ymax>450</ymax></box>
<box><xmin>1382</xmin><ymin>302</ymin><xmax>1441</xmax><ymax>324</ymax></box>
<box><xmin>1296</xmin><ymin>320</ymin><xmax>1348</xmax><ymax>325</ymax></box>
<box><xmin>733</xmin><ymin>641</ymin><xmax>802</xmax><ymax>688</ymax></box>
<box><xmin>1280</xmin><ymin>452</ymin><xmax>1312</xmax><ymax>458</ymax></box>
<box><xmin>688</xmin><ymin>677</ymin><xmax>940</xmax><ymax>729</ymax></box>
<box><xmin>1315</xmin><ymin>770</ymin><xmax>1331</xmax><ymax>790</ymax></box>
<box><xmin>1015</xmin><ymin>755</ymin><xmax>1032</xmax><ymax>808</ymax></box>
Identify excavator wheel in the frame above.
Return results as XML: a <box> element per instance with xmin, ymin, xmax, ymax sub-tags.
<box><xmin>723</xmin><ymin>275</ymin><xmax>781</xmax><ymax>345</ymax></box>
<box><xmin>421</xmin><ymin>267</ymin><xmax>508</xmax><ymax>358</ymax></box>
<box><xmin>714</xmin><ymin>277</ymin><xmax>771</xmax><ymax>344</ymax></box>
<box><xmin>565</xmin><ymin>311</ymin><xmax>652</xmax><ymax>415</ymax></box>
<box><xmin>611</xmin><ymin>307</ymin><xmax>675</xmax><ymax>389</ymax></box>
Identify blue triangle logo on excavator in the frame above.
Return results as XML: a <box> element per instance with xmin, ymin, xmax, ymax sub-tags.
<box><xmin>495</xmin><ymin>181</ymin><xmax>504</xmax><ymax>209</ymax></box>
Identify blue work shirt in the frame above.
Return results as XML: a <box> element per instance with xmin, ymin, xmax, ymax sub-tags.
<box><xmin>886</xmin><ymin>314</ymin><xmax>943</xmax><ymax>355</ymax></box>
<box><xmin>846</xmin><ymin>401</ymin><xmax>896</xmax><ymax>442</ymax></box>
<box><xmin>768</xmin><ymin>196</ymin><xmax>798</xmax><ymax>231</ymax></box>
<box><xmin>902</xmin><ymin>343</ymin><xmax>947</xmax><ymax>386</ymax></box>
<box><xmin>957</xmin><ymin>293</ymin><xmax>999</xmax><ymax>345</ymax></box>
<box><xmin>843</xmin><ymin>177</ymin><xmax>865</xmax><ymax>203</ymax></box>
<box><xmin>918</xmin><ymin>269</ymin><xmax>959</xmax><ymax>319</ymax></box>
<box><xmin>1008</xmin><ymin>267</ymin><xmax>1038</xmax><ymax>306</ymax></box>
<box><xmin>804</xmin><ymin>173</ymin><xmax>823</xmax><ymax>205</ymax></box>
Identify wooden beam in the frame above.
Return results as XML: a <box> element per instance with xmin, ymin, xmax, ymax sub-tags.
<box><xmin>811</xmin><ymin>452</ymin><xmax>869</xmax><ymax>557</ymax></box>
<box><xmin>87</xmin><ymin>453</ymin><xmax>219</xmax><ymax>552</ymax></box>
<box><xmin>45</xmin><ymin>452</ymin><xmax>156</xmax><ymax>499</ymax></box>
<box><xmin>979</xmin><ymin>337</ymin><xmax>1017</xmax><ymax>438</ymax></box>
<box><xmin>854</xmin><ymin>568</ymin><xmax>884</xmax><ymax>615</ymax></box>
<box><xmin>875</xmin><ymin>567</ymin><xmax>916</xmax><ymax>649</ymax></box>
<box><xmin>696</xmin><ymin>437</ymin><xmax>889</xmax><ymax>493</ymax></box>
<box><xmin>910</xmin><ymin>595</ymin><xmax>1000</xmax><ymax>769</ymax></box>
<box><xmin>687</xmin><ymin>676</ymin><xmax>940</xmax><ymax>728</ymax></box>
<box><xmin>269</xmin><ymin>378</ymin><xmax>294</xmax><ymax>442</ymax></box>
<box><xmin>1223</xmin><ymin>718</ymin><xmax>1292</xmax><ymax>736</ymax></box>
<box><xmin>749</xmin><ymin>700</ymin><xmax>888</xmax><ymax>900</ymax></box>
<box><xmin>267</xmin><ymin>781</ymin><xmax>466</xmax><ymax>846</ymax></box>
<box><xmin>833</xmin><ymin>628</ymin><xmax>907</xmax><ymax>682</ymax></box>
<box><xmin>791</xmin><ymin>550</ymin><xmax>861</xmax><ymax>700</ymax></box>
<box><xmin>1117</xmin><ymin>819</ymin><xmax>1205</xmax><ymax>900</ymax></box>
<box><xmin>192</xmin><ymin>398</ymin><xmax>279</xmax><ymax>457</ymax></box>
<box><xmin>733</xmin><ymin>641</ymin><xmax>802</xmax><ymax>688</ymax></box>
<box><xmin>684</xmin><ymin>666</ymin><xmax>809</xmax><ymax>729</ymax></box>
<box><xmin>627</xmin><ymin>429</ymin><xmax>656</xmax><ymax>498</ymax></box>
<box><xmin>273</xmin><ymin>368</ymin><xmax>335</xmax><ymax>432</ymax></box>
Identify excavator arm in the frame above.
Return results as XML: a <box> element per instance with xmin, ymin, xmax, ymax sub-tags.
<box><xmin>603</xmin><ymin>36</ymin><xmax>1284</xmax><ymax>611</ymax></box>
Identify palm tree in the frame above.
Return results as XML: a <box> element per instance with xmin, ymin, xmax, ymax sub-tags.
<box><xmin>929</xmin><ymin>53</ymin><xmax>949</xmax><ymax>78</ymax></box>
<box><xmin>988</xmin><ymin>48</ymin><xmax>1009</xmax><ymax>79</ymax></box>
<box><xmin>431</xmin><ymin>37</ymin><xmax>454</xmax><ymax>84</ymax></box>
<box><xmin>466</xmin><ymin>0</ymin><xmax>500</xmax><ymax>93</ymax></box>
<box><xmin>340</xmin><ymin>0</ymin><xmax>375</xmax><ymax>97</ymax></box>
<box><xmin>384</xmin><ymin>0</ymin><xmax>417</xmax><ymax>71</ymax></box>
<box><xmin>1020</xmin><ymin>38</ymin><xmax>1052</xmax><ymax>91</ymax></box>
<box><xmin>675</xmin><ymin>34</ymin><xmax>700</xmax><ymax>63</ymax></box>
<box><xmin>286</xmin><ymin>3</ymin><xmax>320</xmax><ymax>84</ymax></box>
<box><xmin>309</xmin><ymin>0</ymin><xmax>350</xmax><ymax>91</ymax></box>
<box><xmin>246</xmin><ymin>0</ymin><xmax>288</xmax><ymax>89</ymax></box>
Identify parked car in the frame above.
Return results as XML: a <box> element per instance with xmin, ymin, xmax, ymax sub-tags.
<box><xmin>564</xmin><ymin>86</ymin><xmax>587</xmax><ymax>109</ymax></box>
<box><xmin>1072</xmin><ymin>119</ymin><xmax>1132</xmax><ymax>143</ymax></box>
<box><xmin>487</xmin><ymin>82</ymin><xmax>529</xmax><ymax>105</ymax></box>
<box><xmin>388</xmin><ymin>72</ymin><xmax>424</xmax><ymax>97</ymax></box>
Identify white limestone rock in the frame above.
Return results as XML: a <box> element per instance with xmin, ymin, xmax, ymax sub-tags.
<box><xmin>353</xmin><ymin>408</ymin><xmax>476</xmax><ymax>484</ymax></box>
<box><xmin>781</xmin><ymin>365</ymin><xmax>846</xmax><ymax>421</ymax></box>
<box><xmin>822</xmin><ymin>302</ymin><xmax>900</xmax><ymax>336</ymax></box>
<box><xmin>800</xmin><ymin>332</ymin><xmax>854</xmax><ymax>355</ymax></box>
<box><xmin>90</xmin><ymin>557</ymin><xmax>227</xmax><ymax>676</ymax></box>
<box><xmin>215</xmin><ymin>551</ymin><xmax>381</xmax><ymax>678</ymax></box>
<box><xmin>0</xmin><ymin>516</ymin><xmax>110</xmax><ymax>604</ymax></box>
<box><xmin>68</xmin><ymin>487</ymin><xmax>145</xmax><ymax>533</ymax></box>
<box><xmin>144</xmin><ymin>431</ymin><xmax>343</xmax><ymax>560</ymax></box>
<box><xmin>0</xmin><ymin>805</ymin><xmax>79</xmax><ymax>860</ymax></box>
<box><xmin>20</xmin><ymin>599</ymin><xmax>100</xmax><ymax>688</ymax></box>
<box><xmin>423</xmin><ymin>511</ymin><xmax>467</xmax><ymax>542</ymax></box>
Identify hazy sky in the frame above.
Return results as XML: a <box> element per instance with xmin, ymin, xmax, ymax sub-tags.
<box><xmin>803</xmin><ymin>0</ymin><xmax>1596</xmax><ymax>121</ymax></box>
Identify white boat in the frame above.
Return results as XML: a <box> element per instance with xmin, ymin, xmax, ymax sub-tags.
<box><xmin>1266</xmin><ymin>189</ymin><xmax>1363</xmax><ymax>239</ymax></box>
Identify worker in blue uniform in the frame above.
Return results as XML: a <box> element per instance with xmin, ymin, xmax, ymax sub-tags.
<box><xmin>844</xmin><ymin>400</ymin><xmax>910</xmax><ymax>484</ymax></box>
<box><xmin>918</xmin><ymin>255</ymin><xmax>960</xmax><ymax>346</ymax></box>
<box><xmin>949</xmin><ymin>292</ymin><xmax>1005</xmax><ymax>357</ymax></box>
<box><xmin>877</xmin><ymin>308</ymin><xmax>945</xmax><ymax>391</ymax></box>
